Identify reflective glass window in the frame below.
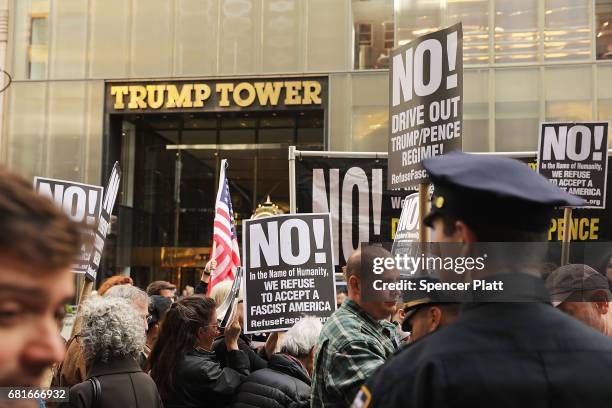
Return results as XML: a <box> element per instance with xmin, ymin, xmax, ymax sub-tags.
<box><xmin>352</xmin><ymin>0</ymin><xmax>394</xmax><ymax>69</ymax></box>
<box><xmin>596</xmin><ymin>0</ymin><xmax>612</xmax><ymax>60</ymax></box>
<box><xmin>545</xmin><ymin>66</ymin><xmax>593</xmax><ymax>121</ymax></box>
<box><xmin>494</xmin><ymin>0</ymin><xmax>538</xmax><ymax>63</ymax></box>
<box><xmin>447</xmin><ymin>0</ymin><xmax>490</xmax><ymax>64</ymax></box>
<box><xmin>495</xmin><ymin>68</ymin><xmax>540</xmax><ymax>151</ymax></box>
<box><xmin>544</xmin><ymin>0</ymin><xmax>590</xmax><ymax>61</ymax></box>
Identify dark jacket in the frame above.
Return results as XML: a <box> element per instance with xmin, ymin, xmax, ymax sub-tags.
<box><xmin>194</xmin><ymin>280</ymin><xmax>208</xmax><ymax>295</ymax></box>
<box><xmin>362</xmin><ymin>295</ymin><xmax>612</xmax><ymax>407</ymax></box>
<box><xmin>214</xmin><ymin>333</ymin><xmax>268</xmax><ymax>371</ymax></box>
<box><xmin>68</xmin><ymin>356</ymin><xmax>163</xmax><ymax>408</ymax></box>
<box><xmin>163</xmin><ymin>347</ymin><xmax>249</xmax><ymax>408</ymax></box>
<box><xmin>232</xmin><ymin>353</ymin><xmax>311</xmax><ymax>408</ymax></box>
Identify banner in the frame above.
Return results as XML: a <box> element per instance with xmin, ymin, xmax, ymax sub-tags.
<box><xmin>537</xmin><ymin>122</ymin><xmax>609</xmax><ymax>208</ymax></box>
<box><xmin>296</xmin><ymin>157</ymin><xmax>411</xmax><ymax>268</ymax></box>
<box><xmin>242</xmin><ymin>213</ymin><xmax>335</xmax><ymax>333</ymax></box>
<box><xmin>34</xmin><ymin>177</ymin><xmax>104</xmax><ymax>274</ymax></box>
<box><xmin>297</xmin><ymin>155</ymin><xmax>612</xmax><ymax>252</ymax></box>
<box><xmin>388</xmin><ymin>23</ymin><xmax>463</xmax><ymax>189</ymax></box>
<box><xmin>85</xmin><ymin>162</ymin><xmax>121</xmax><ymax>281</ymax></box>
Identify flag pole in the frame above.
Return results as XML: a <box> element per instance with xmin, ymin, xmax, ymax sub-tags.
<box><xmin>206</xmin><ymin>240</ymin><xmax>217</xmax><ymax>295</ymax></box>
<box><xmin>211</xmin><ymin>240</ymin><xmax>217</xmax><ymax>262</ymax></box>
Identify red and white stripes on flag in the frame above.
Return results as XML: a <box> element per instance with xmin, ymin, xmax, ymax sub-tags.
<box><xmin>208</xmin><ymin>159</ymin><xmax>241</xmax><ymax>294</ymax></box>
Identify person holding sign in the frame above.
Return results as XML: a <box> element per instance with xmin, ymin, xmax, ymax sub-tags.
<box><xmin>194</xmin><ymin>258</ymin><xmax>216</xmax><ymax>295</ymax></box>
<box><xmin>0</xmin><ymin>167</ymin><xmax>80</xmax><ymax>388</ymax></box>
<box><xmin>355</xmin><ymin>152</ymin><xmax>612</xmax><ymax>408</ymax></box>
<box><xmin>148</xmin><ymin>296</ymin><xmax>249</xmax><ymax>408</ymax></box>
<box><xmin>311</xmin><ymin>245</ymin><xmax>400</xmax><ymax>408</ymax></box>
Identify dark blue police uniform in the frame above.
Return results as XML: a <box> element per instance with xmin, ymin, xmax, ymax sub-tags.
<box><xmin>353</xmin><ymin>152</ymin><xmax>612</xmax><ymax>408</ymax></box>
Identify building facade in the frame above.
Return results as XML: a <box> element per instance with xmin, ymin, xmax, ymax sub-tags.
<box><xmin>2</xmin><ymin>0</ymin><xmax>612</xmax><ymax>288</ymax></box>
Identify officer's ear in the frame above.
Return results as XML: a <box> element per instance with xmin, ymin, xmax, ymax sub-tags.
<box><xmin>428</xmin><ymin>306</ymin><xmax>443</xmax><ymax>332</ymax></box>
<box><xmin>454</xmin><ymin>220</ymin><xmax>478</xmax><ymax>244</ymax></box>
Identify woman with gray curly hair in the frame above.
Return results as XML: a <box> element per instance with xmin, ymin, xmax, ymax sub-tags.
<box><xmin>67</xmin><ymin>296</ymin><xmax>163</xmax><ymax>408</ymax></box>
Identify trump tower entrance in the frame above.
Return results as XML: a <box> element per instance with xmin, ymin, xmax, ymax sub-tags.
<box><xmin>101</xmin><ymin>77</ymin><xmax>327</xmax><ymax>289</ymax></box>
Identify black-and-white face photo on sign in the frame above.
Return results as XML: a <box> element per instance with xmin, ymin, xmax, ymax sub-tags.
<box><xmin>388</xmin><ymin>23</ymin><xmax>463</xmax><ymax>190</ymax></box>
<box><xmin>537</xmin><ymin>122</ymin><xmax>609</xmax><ymax>209</ymax></box>
<box><xmin>242</xmin><ymin>213</ymin><xmax>336</xmax><ymax>333</ymax></box>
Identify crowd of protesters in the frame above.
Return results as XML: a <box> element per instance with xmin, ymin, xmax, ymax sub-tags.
<box><xmin>4</xmin><ymin>151</ymin><xmax>612</xmax><ymax>408</ymax></box>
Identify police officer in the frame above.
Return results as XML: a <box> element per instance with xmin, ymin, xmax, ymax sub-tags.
<box><xmin>401</xmin><ymin>294</ymin><xmax>460</xmax><ymax>344</ymax></box>
<box><xmin>353</xmin><ymin>151</ymin><xmax>612</xmax><ymax>408</ymax></box>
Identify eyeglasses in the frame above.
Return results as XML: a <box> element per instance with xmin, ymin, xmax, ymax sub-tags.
<box><xmin>203</xmin><ymin>320</ymin><xmax>220</xmax><ymax>330</ymax></box>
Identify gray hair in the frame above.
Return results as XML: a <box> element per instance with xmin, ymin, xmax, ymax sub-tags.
<box><xmin>280</xmin><ymin>316</ymin><xmax>323</xmax><ymax>358</ymax></box>
<box><xmin>104</xmin><ymin>284</ymin><xmax>149</xmax><ymax>308</ymax></box>
<box><xmin>79</xmin><ymin>296</ymin><xmax>146</xmax><ymax>364</ymax></box>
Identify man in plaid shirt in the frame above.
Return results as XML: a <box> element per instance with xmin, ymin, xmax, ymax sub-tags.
<box><xmin>311</xmin><ymin>245</ymin><xmax>400</xmax><ymax>408</ymax></box>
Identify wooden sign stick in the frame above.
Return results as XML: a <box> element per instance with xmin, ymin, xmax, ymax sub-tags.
<box><xmin>560</xmin><ymin>207</ymin><xmax>573</xmax><ymax>266</ymax></box>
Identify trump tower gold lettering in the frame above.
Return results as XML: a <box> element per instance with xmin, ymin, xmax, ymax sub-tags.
<box><xmin>109</xmin><ymin>80</ymin><xmax>323</xmax><ymax>110</ymax></box>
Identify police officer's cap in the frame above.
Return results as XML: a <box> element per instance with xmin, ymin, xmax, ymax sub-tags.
<box><xmin>400</xmin><ymin>277</ymin><xmax>457</xmax><ymax>332</ymax></box>
<box><xmin>422</xmin><ymin>151</ymin><xmax>585</xmax><ymax>232</ymax></box>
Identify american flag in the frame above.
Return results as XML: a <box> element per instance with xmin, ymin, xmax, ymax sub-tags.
<box><xmin>208</xmin><ymin>159</ymin><xmax>241</xmax><ymax>294</ymax></box>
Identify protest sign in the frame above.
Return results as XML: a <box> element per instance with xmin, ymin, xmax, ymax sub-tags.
<box><xmin>537</xmin><ymin>122</ymin><xmax>609</xmax><ymax>209</ymax></box>
<box><xmin>388</xmin><ymin>23</ymin><xmax>463</xmax><ymax>189</ymax></box>
<box><xmin>296</xmin><ymin>157</ymin><xmax>411</xmax><ymax>268</ymax></box>
<box><xmin>243</xmin><ymin>213</ymin><xmax>335</xmax><ymax>333</ymax></box>
<box><xmin>523</xmin><ymin>156</ymin><xmax>612</xmax><ymax>242</ymax></box>
<box><xmin>85</xmin><ymin>162</ymin><xmax>121</xmax><ymax>281</ymax></box>
<box><xmin>34</xmin><ymin>177</ymin><xmax>104</xmax><ymax>274</ymax></box>
<box><xmin>391</xmin><ymin>192</ymin><xmax>420</xmax><ymax>258</ymax></box>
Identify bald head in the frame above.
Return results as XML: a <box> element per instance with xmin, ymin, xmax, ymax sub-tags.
<box><xmin>346</xmin><ymin>245</ymin><xmax>394</xmax><ymax>281</ymax></box>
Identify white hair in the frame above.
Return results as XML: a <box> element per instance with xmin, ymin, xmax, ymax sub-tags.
<box><xmin>280</xmin><ymin>316</ymin><xmax>323</xmax><ymax>358</ymax></box>
<box><xmin>210</xmin><ymin>280</ymin><xmax>234</xmax><ymax>306</ymax></box>
<box><xmin>104</xmin><ymin>284</ymin><xmax>149</xmax><ymax>308</ymax></box>
<box><xmin>79</xmin><ymin>296</ymin><xmax>146</xmax><ymax>364</ymax></box>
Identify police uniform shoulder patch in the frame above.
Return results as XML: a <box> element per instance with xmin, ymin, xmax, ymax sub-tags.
<box><xmin>351</xmin><ymin>384</ymin><xmax>372</xmax><ymax>408</ymax></box>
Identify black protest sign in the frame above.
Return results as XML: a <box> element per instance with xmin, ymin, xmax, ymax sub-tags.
<box><xmin>296</xmin><ymin>157</ymin><xmax>411</xmax><ymax>268</ymax></box>
<box><xmin>242</xmin><ymin>213</ymin><xmax>335</xmax><ymax>333</ymax></box>
<box><xmin>388</xmin><ymin>23</ymin><xmax>463</xmax><ymax>189</ymax></box>
<box><xmin>523</xmin><ymin>157</ymin><xmax>612</xmax><ymax>242</ymax></box>
<box><xmin>537</xmin><ymin>122</ymin><xmax>609</xmax><ymax>208</ymax></box>
<box><xmin>34</xmin><ymin>177</ymin><xmax>104</xmax><ymax>274</ymax></box>
<box><xmin>391</xmin><ymin>192</ymin><xmax>420</xmax><ymax>258</ymax></box>
<box><xmin>86</xmin><ymin>162</ymin><xmax>121</xmax><ymax>281</ymax></box>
